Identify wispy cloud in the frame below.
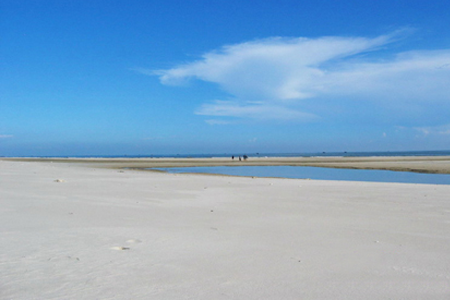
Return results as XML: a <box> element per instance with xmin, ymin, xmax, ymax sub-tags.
<box><xmin>0</xmin><ymin>135</ymin><xmax>13</xmax><ymax>139</ymax></box>
<box><xmin>149</xmin><ymin>30</ymin><xmax>450</xmax><ymax>123</ymax></box>
<box><xmin>414</xmin><ymin>124</ymin><xmax>450</xmax><ymax>136</ymax></box>
<box><xmin>322</xmin><ymin>49</ymin><xmax>450</xmax><ymax>103</ymax></box>
<box><xmin>196</xmin><ymin>100</ymin><xmax>317</xmax><ymax>121</ymax></box>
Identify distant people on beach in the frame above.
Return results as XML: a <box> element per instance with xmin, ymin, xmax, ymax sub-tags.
<box><xmin>234</xmin><ymin>155</ymin><xmax>248</xmax><ymax>161</ymax></box>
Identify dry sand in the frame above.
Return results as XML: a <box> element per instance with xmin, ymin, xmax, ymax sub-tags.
<box><xmin>1</xmin><ymin>158</ymin><xmax>450</xmax><ymax>299</ymax></box>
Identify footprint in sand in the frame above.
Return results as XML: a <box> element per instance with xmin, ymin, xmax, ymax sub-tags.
<box><xmin>110</xmin><ymin>239</ymin><xmax>142</xmax><ymax>250</ymax></box>
<box><xmin>110</xmin><ymin>246</ymin><xmax>130</xmax><ymax>251</ymax></box>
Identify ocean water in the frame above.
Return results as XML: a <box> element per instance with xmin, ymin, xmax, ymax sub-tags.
<box><xmin>154</xmin><ymin>166</ymin><xmax>450</xmax><ymax>185</ymax></box>
<box><xmin>16</xmin><ymin>150</ymin><xmax>450</xmax><ymax>159</ymax></box>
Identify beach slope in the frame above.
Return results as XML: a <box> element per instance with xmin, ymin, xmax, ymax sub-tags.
<box><xmin>1</xmin><ymin>160</ymin><xmax>449</xmax><ymax>299</ymax></box>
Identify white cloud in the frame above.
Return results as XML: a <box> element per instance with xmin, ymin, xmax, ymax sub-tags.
<box><xmin>151</xmin><ymin>31</ymin><xmax>450</xmax><ymax>122</ymax></box>
<box><xmin>323</xmin><ymin>50</ymin><xmax>450</xmax><ymax>102</ymax></box>
<box><xmin>414</xmin><ymin>124</ymin><xmax>450</xmax><ymax>136</ymax></box>
<box><xmin>0</xmin><ymin>135</ymin><xmax>13</xmax><ymax>139</ymax></box>
<box><xmin>157</xmin><ymin>33</ymin><xmax>394</xmax><ymax>99</ymax></box>
<box><xmin>195</xmin><ymin>100</ymin><xmax>317</xmax><ymax>121</ymax></box>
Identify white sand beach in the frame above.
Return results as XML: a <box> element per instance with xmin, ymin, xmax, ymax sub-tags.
<box><xmin>1</xmin><ymin>159</ymin><xmax>450</xmax><ymax>299</ymax></box>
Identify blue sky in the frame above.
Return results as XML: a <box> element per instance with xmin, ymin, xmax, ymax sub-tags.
<box><xmin>1</xmin><ymin>0</ymin><xmax>450</xmax><ymax>156</ymax></box>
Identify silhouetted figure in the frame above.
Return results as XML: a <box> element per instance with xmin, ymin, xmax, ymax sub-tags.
<box><xmin>239</xmin><ymin>156</ymin><xmax>242</xmax><ymax>161</ymax></box>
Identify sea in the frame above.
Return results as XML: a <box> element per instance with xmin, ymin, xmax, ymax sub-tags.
<box><xmin>36</xmin><ymin>150</ymin><xmax>449</xmax><ymax>159</ymax></box>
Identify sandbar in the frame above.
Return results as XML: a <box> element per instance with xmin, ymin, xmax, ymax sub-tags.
<box><xmin>4</xmin><ymin>155</ymin><xmax>450</xmax><ymax>174</ymax></box>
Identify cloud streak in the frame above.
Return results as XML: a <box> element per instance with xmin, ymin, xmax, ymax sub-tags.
<box><xmin>152</xmin><ymin>31</ymin><xmax>450</xmax><ymax>123</ymax></box>
<box><xmin>196</xmin><ymin>100</ymin><xmax>317</xmax><ymax>121</ymax></box>
<box><xmin>414</xmin><ymin>124</ymin><xmax>450</xmax><ymax>136</ymax></box>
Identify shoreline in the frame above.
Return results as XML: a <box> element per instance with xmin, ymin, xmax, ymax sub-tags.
<box><xmin>3</xmin><ymin>155</ymin><xmax>450</xmax><ymax>174</ymax></box>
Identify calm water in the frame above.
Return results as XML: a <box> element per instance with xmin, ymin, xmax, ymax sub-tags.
<box><xmin>14</xmin><ymin>150</ymin><xmax>450</xmax><ymax>159</ymax></box>
<box><xmin>154</xmin><ymin>166</ymin><xmax>450</xmax><ymax>185</ymax></box>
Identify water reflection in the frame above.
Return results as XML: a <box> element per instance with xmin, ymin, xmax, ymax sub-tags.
<box><xmin>153</xmin><ymin>166</ymin><xmax>450</xmax><ymax>185</ymax></box>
